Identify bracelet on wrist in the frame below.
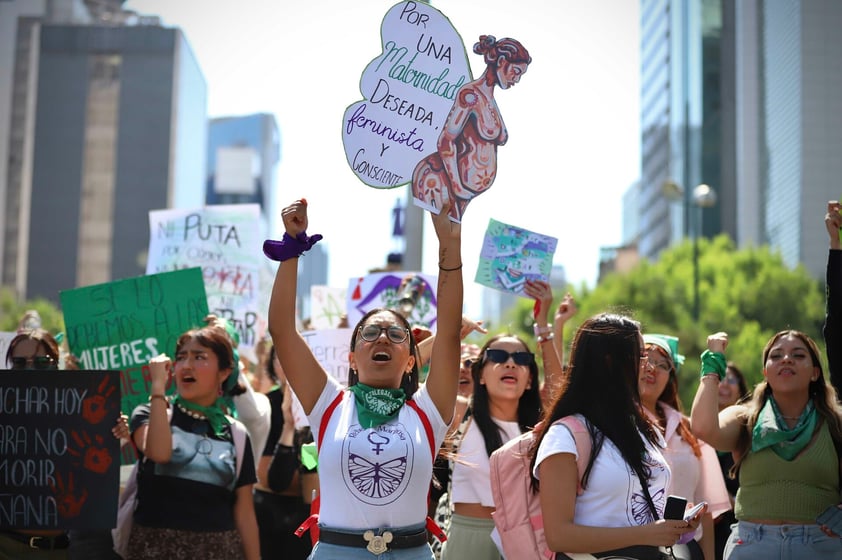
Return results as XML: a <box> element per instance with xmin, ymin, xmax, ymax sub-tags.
<box><xmin>537</xmin><ymin>332</ymin><xmax>555</xmax><ymax>344</ymax></box>
<box><xmin>533</xmin><ymin>324</ymin><xmax>552</xmax><ymax>337</ymax></box>
<box><xmin>438</xmin><ymin>263</ymin><xmax>462</xmax><ymax>272</ymax></box>
<box><xmin>149</xmin><ymin>394</ymin><xmax>168</xmax><ymax>404</ymax></box>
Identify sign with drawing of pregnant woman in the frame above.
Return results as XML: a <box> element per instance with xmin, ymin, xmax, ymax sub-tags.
<box><xmin>342</xmin><ymin>1</ymin><xmax>531</xmax><ymax>223</ymax></box>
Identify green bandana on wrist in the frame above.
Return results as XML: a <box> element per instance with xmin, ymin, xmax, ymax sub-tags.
<box><xmin>172</xmin><ymin>395</ymin><xmax>231</xmax><ymax>438</ymax></box>
<box><xmin>700</xmin><ymin>350</ymin><xmax>727</xmax><ymax>380</ymax></box>
<box><xmin>752</xmin><ymin>398</ymin><xmax>817</xmax><ymax>460</ymax></box>
<box><xmin>348</xmin><ymin>383</ymin><xmax>407</xmax><ymax>428</ymax></box>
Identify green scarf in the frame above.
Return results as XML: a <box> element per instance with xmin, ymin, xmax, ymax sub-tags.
<box><xmin>348</xmin><ymin>383</ymin><xmax>407</xmax><ymax>428</ymax></box>
<box><xmin>751</xmin><ymin>397</ymin><xmax>817</xmax><ymax>460</ymax></box>
<box><xmin>172</xmin><ymin>395</ymin><xmax>231</xmax><ymax>438</ymax></box>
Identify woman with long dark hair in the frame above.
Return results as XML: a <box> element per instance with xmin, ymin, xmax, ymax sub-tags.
<box><xmin>441</xmin><ymin>333</ymin><xmax>542</xmax><ymax>559</ymax></box>
<box><xmin>529</xmin><ymin>314</ymin><xmax>700</xmax><ymax>559</ymax></box>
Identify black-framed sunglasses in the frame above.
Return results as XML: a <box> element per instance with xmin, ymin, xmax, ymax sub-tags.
<box><xmin>462</xmin><ymin>359</ymin><xmax>474</xmax><ymax>369</ymax></box>
<box><xmin>485</xmin><ymin>348</ymin><xmax>534</xmax><ymax>366</ymax></box>
<box><xmin>10</xmin><ymin>355</ymin><xmax>58</xmax><ymax>370</ymax></box>
<box><xmin>358</xmin><ymin>324</ymin><xmax>410</xmax><ymax>344</ymax></box>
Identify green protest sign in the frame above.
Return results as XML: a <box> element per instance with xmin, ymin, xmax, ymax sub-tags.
<box><xmin>60</xmin><ymin>268</ymin><xmax>209</xmax><ymax>423</ymax></box>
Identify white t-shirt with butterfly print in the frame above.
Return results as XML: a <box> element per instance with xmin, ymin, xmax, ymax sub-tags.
<box><xmin>308</xmin><ymin>376</ymin><xmax>448</xmax><ymax>530</ymax></box>
<box><xmin>533</xmin><ymin>414</ymin><xmax>671</xmax><ymax>528</ymax></box>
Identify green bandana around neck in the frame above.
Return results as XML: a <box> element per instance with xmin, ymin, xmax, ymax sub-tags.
<box><xmin>348</xmin><ymin>383</ymin><xmax>407</xmax><ymax>428</ymax></box>
<box><xmin>751</xmin><ymin>397</ymin><xmax>817</xmax><ymax>460</ymax></box>
<box><xmin>172</xmin><ymin>395</ymin><xmax>231</xmax><ymax>438</ymax></box>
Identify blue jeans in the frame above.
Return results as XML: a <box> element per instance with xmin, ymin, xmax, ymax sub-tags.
<box><xmin>723</xmin><ymin>521</ymin><xmax>842</xmax><ymax>559</ymax></box>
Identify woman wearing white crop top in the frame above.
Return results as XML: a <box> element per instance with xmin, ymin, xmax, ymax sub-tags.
<box><xmin>529</xmin><ymin>314</ymin><xmax>704</xmax><ymax>560</ymax></box>
<box><xmin>441</xmin><ymin>333</ymin><xmax>543</xmax><ymax>560</ymax></box>
<box><xmin>265</xmin><ymin>199</ymin><xmax>463</xmax><ymax>560</ymax></box>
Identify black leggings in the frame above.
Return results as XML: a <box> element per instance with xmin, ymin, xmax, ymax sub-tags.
<box><xmin>253</xmin><ymin>488</ymin><xmax>313</xmax><ymax>560</ymax></box>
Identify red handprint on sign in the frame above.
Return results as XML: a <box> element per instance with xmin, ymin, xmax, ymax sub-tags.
<box><xmin>67</xmin><ymin>430</ymin><xmax>113</xmax><ymax>474</ymax></box>
<box><xmin>82</xmin><ymin>376</ymin><xmax>116</xmax><ymax>425</ymax></box>
<box><xmin>50</xmin><ymin>471</ymin><xmax>88</xmax><ymax>519</ymax></box>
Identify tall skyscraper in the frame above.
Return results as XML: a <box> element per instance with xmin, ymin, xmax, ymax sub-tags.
<box><xmin>1</xmin><ymin>4</ymin><xmax>206</xmax><ymax>302</ymax></box>
<box><xmin>733</xmin><ymin>0</ymin><xmax>842</xmax><ymax>279</ymax></box>
<box><xmin>638</xmin><ymin>0</ymin><xmax>730</xmax><ymax>260</ymax></box>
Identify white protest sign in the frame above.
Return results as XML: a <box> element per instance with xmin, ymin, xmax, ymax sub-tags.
<box><xmin>146</xmin><ymin>204</ymin><xmax>263</xmax><ymax>359</ymax></box>
<box><xmin>310</xmin><ymin>285</ymin><xmax>348</xmax><ymax>329</ymax></box>
<box><xmin>346</xmin><ymin>271</ymin><xmax>437</xmax><ymax>329</ymax></box>
<box><xmin>0</xmin><ymin>332</ymin><xmax>16</xmax><ymax>366</ymax></box>
<box><xmin>342</xmin><ymin>0</ymin><xmax>471</xmax><ymax>188</ymax></box>
<box><xmin>291</xmin><ymin>328</ymin><xmax>354</xmax><ymax>427</ymax></box>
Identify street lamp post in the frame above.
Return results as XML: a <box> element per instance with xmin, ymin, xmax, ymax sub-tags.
<box><xmin>692</xmin><ymin>184</ymin><xmax>717</xmax><ymax>322</ymax></box>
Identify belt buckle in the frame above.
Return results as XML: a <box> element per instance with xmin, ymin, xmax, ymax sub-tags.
<box><xmin>28</xmin><ymin>537</ymin><xmax>44</xmax><ymax>550</ymax></box>
<box><xmin>363</xmin><ymin>530</ymin><xmax>393</xmax><ymax>555</ymax></box>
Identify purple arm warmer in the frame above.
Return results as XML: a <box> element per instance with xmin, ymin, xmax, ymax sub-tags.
<box><xmin>263</xmin><ymin>231</ymin><xmax>323</xmax><ymax>262</ymax></box>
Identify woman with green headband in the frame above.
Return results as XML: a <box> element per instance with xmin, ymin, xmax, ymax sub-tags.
<box><xmin>126</xmin><ymin>325</ymin><xmax>260</xmax><ymax>559</ymax></box>
<box><xmin>640</xmin><ymin>334</ymin><xmax>730</xmax><ymax>560</ymax></box>
<box><xmin>690</xmin><ymin>330</ymin><xmax>842</xmax><ymax>559</ymax></box>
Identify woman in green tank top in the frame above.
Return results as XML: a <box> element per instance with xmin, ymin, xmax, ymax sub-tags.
<box><xmin>690</xmin><ymin>330</ymin><xmax>842</xmax><ymax>559</ymax></box>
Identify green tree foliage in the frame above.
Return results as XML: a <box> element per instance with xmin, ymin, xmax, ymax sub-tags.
<box><xmin>504</xmin><ymin>235</ymin><xmax>826</xmax><ymax>408</ymax></box>
<box><xmin>0</xmin><ymin>286</ymin><xmax>65</xmax><ymax>333</ymax></box>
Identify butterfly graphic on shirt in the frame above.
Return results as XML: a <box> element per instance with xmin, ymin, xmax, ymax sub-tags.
<box><xmin>347</xmin><ymin>453</ymin><xmax>408</xmax><ymax>498</ymax></box>
<box><xmin>631</xmin><ymin>487</ymin><xmax>664</xmax><ymax>525</ymax></box>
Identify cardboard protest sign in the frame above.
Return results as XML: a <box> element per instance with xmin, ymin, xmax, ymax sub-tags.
<box><xmin>411</xmin><ymin>26</ymin><xmax>532</xmax><ymax>223</ymax></box>
<box><xmin>60</xmin><ymin>268</ymin><xmax>208</xmax><ymax>426</ymax></box>
<box><xmin>281</xmin><ymin>328</ymin><xmax>354</xmax><ymax>428</ymax></box>
<box><xmin>310</xmin><ymin>285</ymin><xmax>348</xmax><ymax>329</ymax></box>
<box><xmin>475</xmin><ymin>218</ymin><xmax>557</xmax><ymax>296</ymax></box>
<box><xmin>347</xmin><ymin>272</ymin><xmax>437</xmax><ymax>329</ymax></box>
<box><xmin>0</xmin><ymin>371</ymin><xmax>121</xmax><ymax>530</ymax></box>
<box><xmin>302</xmin><ymin>328</ymin><xmax>353</xmax><ymax>387</ymax></box>
<box><xmin>342</xmin><ymin>1</ymin><xmax>471</xmax><ymax>189</ymax></box>
<box><xmin>146</xmin><ymin>204</ymin><xmax>263</xmax><ymax>361</ymax></box>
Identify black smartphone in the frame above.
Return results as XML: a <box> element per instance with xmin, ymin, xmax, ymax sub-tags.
<box><xmin>664</xmin><ymin>495</ymin><xmax>687</xmax><ymax>520</ymax></box>
<box><xmin>817</xmin><ymin>504</ymin><xmax>842</xmax><ymax>535</ymax></box>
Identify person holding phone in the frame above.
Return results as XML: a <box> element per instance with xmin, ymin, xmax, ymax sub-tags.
<box><xmin>690</xmin><ymin>330</ymin><xmax>842</xmax><ymax>559</ymax></box>
<box><xmin>529</xmin><ymin>314</ymin><xmax>704</xmax><ymax>559</ymax></box>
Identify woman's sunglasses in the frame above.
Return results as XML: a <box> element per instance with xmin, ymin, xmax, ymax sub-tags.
<box><xmin>485</xmin><ymin>348</ymin><xmax>534</xmax><ymax>366</ymax></box>
<box><xmin>358</xmin><ymin>324</ymin><xmax>409</xmax><ymax>344</ymax></box>
<box><xmin>10</xmin><ymin>355</ymin><xmax>58</xmax><ymax>370</ymax></box>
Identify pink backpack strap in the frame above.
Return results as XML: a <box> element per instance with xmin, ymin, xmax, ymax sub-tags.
<box><xmin>557</xmin><ymin>416</ymin><xmax>592</xmax><ymax>496</ymax></box>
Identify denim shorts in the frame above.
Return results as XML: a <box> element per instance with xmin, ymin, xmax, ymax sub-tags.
<box><xmin>723</xmin><ymin>521</ymin><xmax>842</xmax><ymax>559</ymax></box>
